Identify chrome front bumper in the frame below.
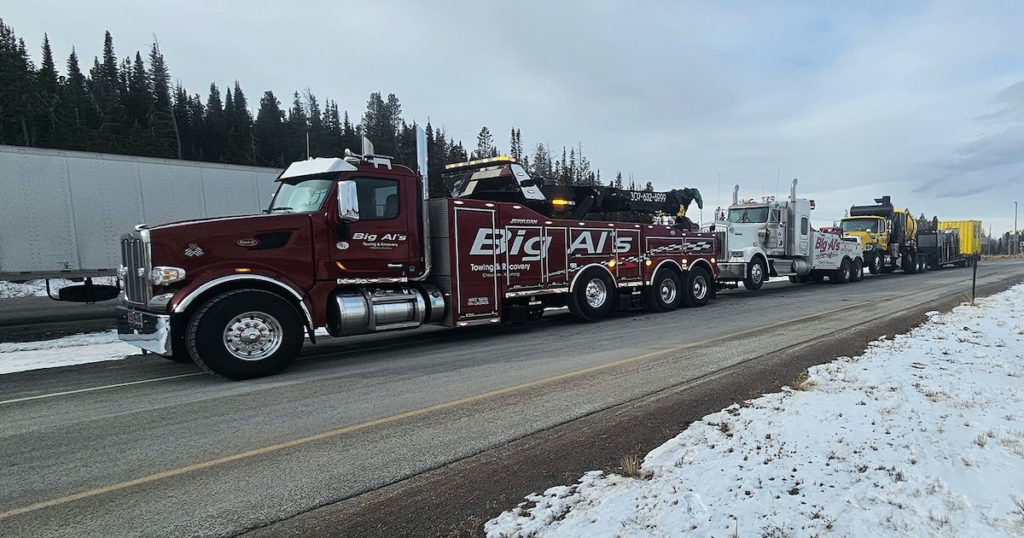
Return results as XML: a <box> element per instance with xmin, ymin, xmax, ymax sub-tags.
<box><xmin>116</xmin><ymin>306</ymin><xmax>171</xmax><ymax>355</ymax></box>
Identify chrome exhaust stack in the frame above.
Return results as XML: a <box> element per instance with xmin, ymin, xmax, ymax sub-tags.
<box><xmin>411</xmin><ymin>125</ymin><xmax>432</xmax><ymax>281</ymax></box>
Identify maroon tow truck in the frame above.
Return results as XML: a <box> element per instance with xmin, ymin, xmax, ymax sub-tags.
<box><xmin>116</xmin><ymin>128</ymin><xmax>718</xmax><ymax>378</ymax></box>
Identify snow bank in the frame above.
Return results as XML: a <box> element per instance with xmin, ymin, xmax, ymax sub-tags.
<box><xmin>0</xmin><ymin>330</ymin><xmax>139</xmax><ymax>374</ymax></box>
<box><xmin>488</xmin><ymin>284</ymin><xmax>1024</xmax><ymax>537</ymax></box>
<box><xmin>0</xmin><ymin>278</ymin><xmax>117</xmax><ymax>299</ymax></box>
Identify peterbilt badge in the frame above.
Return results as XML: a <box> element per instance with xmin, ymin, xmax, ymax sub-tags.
<box><xmin>236</xmin><ymin>238</ymin><xmax>260</xmax><ymax>248</ymax></box>
<box><xmin>185</xmin><ymin>243</ymin><xmax>205</xmax><ymax>257</ymax></box>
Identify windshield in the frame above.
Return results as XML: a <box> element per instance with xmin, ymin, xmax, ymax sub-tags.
<box><xmin>840</xmin><ymin>218</ymin><xmax>881</xmax><ymax>233</ymax></box>
<box><xmin>727</xmin><ymin>206</ymin><xmax>769</xmax><ymax>223</ymax></box>
<box><xmin>268</xmin><ymin>178</ymin><xmax>334</xmax><ymax>213</ymax></box>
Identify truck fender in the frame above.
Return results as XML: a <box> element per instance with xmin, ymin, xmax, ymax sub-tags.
<box><xmin>172</xmin><ymin>274</ymin><xmax>315</xmax><ymax>339</ymax></box>
<box><xmin>687</xmin><ymin>258</ymin><xmax>715</xmax><ymax>276</ymax></box>
<box><xmin>569</xmin><ymin>263</ymin><xmax>618</xmax><ymax>293</ymax></box>
<box><xmin>649</xmin><ymin>259</ymin><xmax>683</xmax><ymax>284</ymax></box>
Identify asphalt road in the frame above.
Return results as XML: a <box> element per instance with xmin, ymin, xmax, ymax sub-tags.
<box><xmin>2</xmin><ymin>260</ymin><xmax>1023</xmax><ymax>537</ymax></box>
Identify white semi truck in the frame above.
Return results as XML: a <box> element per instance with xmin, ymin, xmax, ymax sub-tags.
<box><xmin>710</xmin><ymin>179</ymin><xmax>864</xmax><ymax>290</ymax></box>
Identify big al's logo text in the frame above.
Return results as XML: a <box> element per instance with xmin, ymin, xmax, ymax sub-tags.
<box><xmin>469</xmin><ymin>228</ymin><xmax>633</xmax><ymax>260</ymax></box>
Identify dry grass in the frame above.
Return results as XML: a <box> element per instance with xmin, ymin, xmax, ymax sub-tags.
<box><xmin>620</xmin><ymin>452</ymin><xmax>644</xmax><ymax>478</ymax></box>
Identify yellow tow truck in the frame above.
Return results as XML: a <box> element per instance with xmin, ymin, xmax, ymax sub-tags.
<box><xmin>839</xmin><ymin>196</ymin><xmax>925</xmax><ymax>274</ymax></box>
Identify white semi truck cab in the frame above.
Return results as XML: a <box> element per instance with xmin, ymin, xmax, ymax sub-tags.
<box><xmin>710</xmin><ymin>179</ymin><xmax>864</xmax><ymax>290</ymax></box>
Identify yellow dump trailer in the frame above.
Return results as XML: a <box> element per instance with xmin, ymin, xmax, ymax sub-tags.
<box><xmin>938</xmin><ymin>220</ymin><xmax>983</xmax><ymax>256</ymax></box>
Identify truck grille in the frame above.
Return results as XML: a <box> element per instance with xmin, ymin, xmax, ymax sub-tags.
<box><xmin>121</xmin><ymin>232</ymin><xmax>151</xmax><ymax>306</ymax></box>
<box><xmin>714</xmin><ymin>231</ymin><xmax>726</xmax><ymax>258</ymax></box>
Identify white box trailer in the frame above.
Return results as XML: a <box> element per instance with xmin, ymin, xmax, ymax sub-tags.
<box><xmin>0</xmin><ymin>145</ymin><xmax>281</xmax><ymax>280</ymax></box>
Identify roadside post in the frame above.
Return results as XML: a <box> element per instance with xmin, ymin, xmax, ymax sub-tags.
<box><xmin>971</xmin><ymin>257</ymin><xmax>979</xmax><ymax>305</ymax></box>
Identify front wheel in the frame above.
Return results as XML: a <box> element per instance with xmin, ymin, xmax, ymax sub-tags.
<box><xmin>868</xmin><ymin>252</ymin><xmax>882</xmax><ymax>274</ymax></box>
<box><xmin>646</xmin><ymin>269</ymin><xmax>681</xmax><ymax>312</ymax></box>
<box><xmin>568</xmin><ymin>269</ymin><xmax>615</xmax><ymax>321</ymax></box>
<box><xmin>743</xmin><ymin>258</ymin><xmax>767</xmax><ymax>291</ymax></box>
<box><xmin>681</xmin><ymin>267</ymin><xmax>712</xmax><ymax>308</ymax></box>
<box><xmin>186</xmin><ymin>289</ymin><xmax>305</xmax><ymax>380</ymax></box>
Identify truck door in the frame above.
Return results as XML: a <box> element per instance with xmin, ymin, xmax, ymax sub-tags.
<box><xmin>334</xmin><ymin>176</ymin><xmax>414</xmax><ymax>280</ymax></box>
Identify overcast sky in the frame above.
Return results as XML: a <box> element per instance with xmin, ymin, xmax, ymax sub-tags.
<box><xmin>6</xmin><ymin>0</ymin><xmax>1024</xmax><ymax>232</ymax></box>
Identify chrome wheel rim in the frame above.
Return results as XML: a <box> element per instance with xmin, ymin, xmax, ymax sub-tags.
<box><xmin>222</xmin><ymin>311</ymin><xmax>283</xmax><ymax>361</ymax></box>
<box><xmin>692</xmin><ymin>275</ymin><xmax>708</xmax><ymax>300</ymax></box>
<box><xmin>750</xmin><ymin>263</ymin><xmax>763</xmax><ymax>284</ymax></box>
<box><xmin>659</xmin><ymin>277</ymin><xmax>677</xmax><ymax>305</ymax></box>
<box><xmin>584</xmin><ymin>278</ymin><xmax>608</xmax><ymax>309</ymax></box>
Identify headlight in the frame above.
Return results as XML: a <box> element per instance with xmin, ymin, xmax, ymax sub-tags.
<box><xmin>730</xmin><ymin>251</ymin><xmax>744</xmax><ymax>258</ymax></box>
<box><xmin>150</xmin><ymin>266</ymin><xmax>186</xmax><ymax>285</ymax></box>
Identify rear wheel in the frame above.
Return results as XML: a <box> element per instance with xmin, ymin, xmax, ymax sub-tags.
<box><xmin>743</xmin><ymin>258</ymin><xmax>767</xmax><ymax>291</ymax></box>
<box><xmin>186</xmin><ymin>289</ymin><xmax>305</xmax><ymax>380</ymax></box>
<box><xmin>833</xmin><ymin>259</ymin><xmax>852</xmax><ymax>284</ymax></box>
<box><xmin>646</xmin><ymin>269</ymin><xmax>681</xmax><ymax>312</ymax></box>
<box><xmin>568</xmin><ymin>268</ymin><xmax>615</xmax><ymax>321</ymax></box>
<box><xmin>851</xmin><ymin>258</ymin><xmax>864</xmax><ymax>282</ymax></box>
<box><xmin>681</xmin><ymin>267</ymin><xmax>712</xmax><ymax>307</ymax></box>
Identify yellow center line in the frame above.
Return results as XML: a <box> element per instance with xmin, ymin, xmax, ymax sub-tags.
<box><xmin>0</xmin><ymin>277</ymin><xmax>1007</xmax><ymax>521</ymax></box>
<box><xmin>0</xmin><ymin>373</ymin><xmax>205</xmax><ymax>406</ymax></box>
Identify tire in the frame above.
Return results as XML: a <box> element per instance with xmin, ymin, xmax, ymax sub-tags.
<box><xmin>850</xmin><ymin>258</ymin><xmax>864</xmax><ymax>282</ymax></box>
<box><xmin>186</xmin><ymin>289</ymin><xmax>305</xmax><ymax>380</ymax></box>
<box><xmin>833</xmin><ymin>258</ymin><xmax>852</xmax><ymax>284</ymax></box>
<box><xmin>903</xmin><ymin>250</ymin><xmax>918</xmax><ymax>274</ymax></box>
<box><xmin>810</xmin><ymin>271</ymin><xmax>825</xmax><ymax>282</ymax></box>
<box><xmin>568</xmin><ymin>268</ymin><xmax>615</xmax><ymax>321</ymax></box>
<box><xmin>868</xmin><ymin>252</ymin><xmax>882</xmax><ymax>274</ymax></box>
<box><xmin>646</xmin><ymin>268</ymin><xmax>681</xmax><ymax>312</ymax></box>
<box><xmin>681</xmin><ymin>267</ymin><xmax>712</xmax><ymax>308</ymax></box>
<box><xmin>743</xmin><ymin>258</ymin><xmax>767</xmax><ymax>291</ymax></box>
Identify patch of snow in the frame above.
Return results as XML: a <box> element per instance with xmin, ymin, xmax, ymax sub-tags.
<box><xmin>0</xmin><ymin>326</ymin><xmax>335</xmax><ymax>375</ymax></box>
<box><xmin>0</xmin><ymin>278</ymin><xmax>117</xmax><ymax>299</ymax></box>
<box><xmin>0</xmin><ymin>330</ymin><xmax>138</xmax><ymax>374</ymax></box>
<box><xmin>488</xmin><ymin>283</ymin><xmax>1024</xmax><ymax>537</ymax></box>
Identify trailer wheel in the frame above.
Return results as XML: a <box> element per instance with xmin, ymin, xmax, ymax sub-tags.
<box><xmin>868</xmin><ymin>252</ymin><xmax>882</xmax><ymax>274</ymax></box>
<box><xmin>186</xmin><ymin>289</ymin><xmax>305</xmax><ymax>380</ymax></box>
<box><xmin>832</xmin><ymin>259</ymin><xmax>852</xmax><ymax>284</ymax></box>
<box><xmin>743</xmin><ymin>258</ymin><xmax>767</xmax><ymax>291</ymax></box>
<box><xmin>647</xmin><ymin>269</ymin><xmax>681</xmax><ymax>312</ymax></box>
<box><xmin>568</xmin><ymin>269</ymin><xmax>615</xmax><ymax>321</ymax></box>
<box><xmin>681</xmin><ymin>267</ymin><xmax>712</xmax><ymax>308</ymax></box>
<box><xmin>851</xmin><ymin>258</ymin><xmax>864</xmax><ymax>282</ymax></box>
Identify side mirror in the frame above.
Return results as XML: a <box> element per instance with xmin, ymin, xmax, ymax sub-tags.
<box><xmin>338</xmin><ymin>180</ymin><xmax>359</xmax><ymax>222</ymax></box>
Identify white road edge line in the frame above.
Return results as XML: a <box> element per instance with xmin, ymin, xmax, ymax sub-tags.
<box><xmin>0</xmin><ymin>373</ymin><xmax>205</xmax><ymax>405</ymax></box>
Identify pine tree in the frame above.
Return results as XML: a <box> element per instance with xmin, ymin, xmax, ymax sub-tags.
<box><xmin>222</xmin><ymin>82</ymin><xmax>253</xmax><ymax>163</ymax></box>
<box><xmin>613</xmin><ymin>171</ymin><xmax>624</xmax><ymax>189</ymax></box>
<box><xmin>34</xmin><ymin>34</ymin><xmax>60</xmax><ymax>145</ymax></box>
<box><xmin>147</xmin><ymin>41</ymin><xmax>178</xmax><ymax>158</ymax></box>
<box><xmin>60</xmin><ymin>47</ymin><xmax>95</xmax><ymax>148</ymax></box>
<box><xmin>124</xmin><ymin>52</ymin><xmax>149</xmax><ymax>128</ymax></box>
<box><xmin>474</xmin><ymin>126</ymin><xmax>496</xmax><ymax>158</ymax></box>
<box><xmin>530</xmin><ymin>142</ymin><xmax>552</xmax><ymax>178</ymax></box>
<box><xmin>253</xmin><ymin>90</ymin><xmax>285</xmax><ymax>166</ymax></box>
<box><xmin>0</xmin><ymin>20</ymin><xmax>37</xmax><ymax>145</ymax></box>
<box><xmin>360</xmin><ymin>91</ymin><xmax>389</xmax><ymax>154</ymax></box>
<box><xmin>286</xmin><ymin>91</ymin><xmax>308</xmax><ymax>161</ymax></box>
